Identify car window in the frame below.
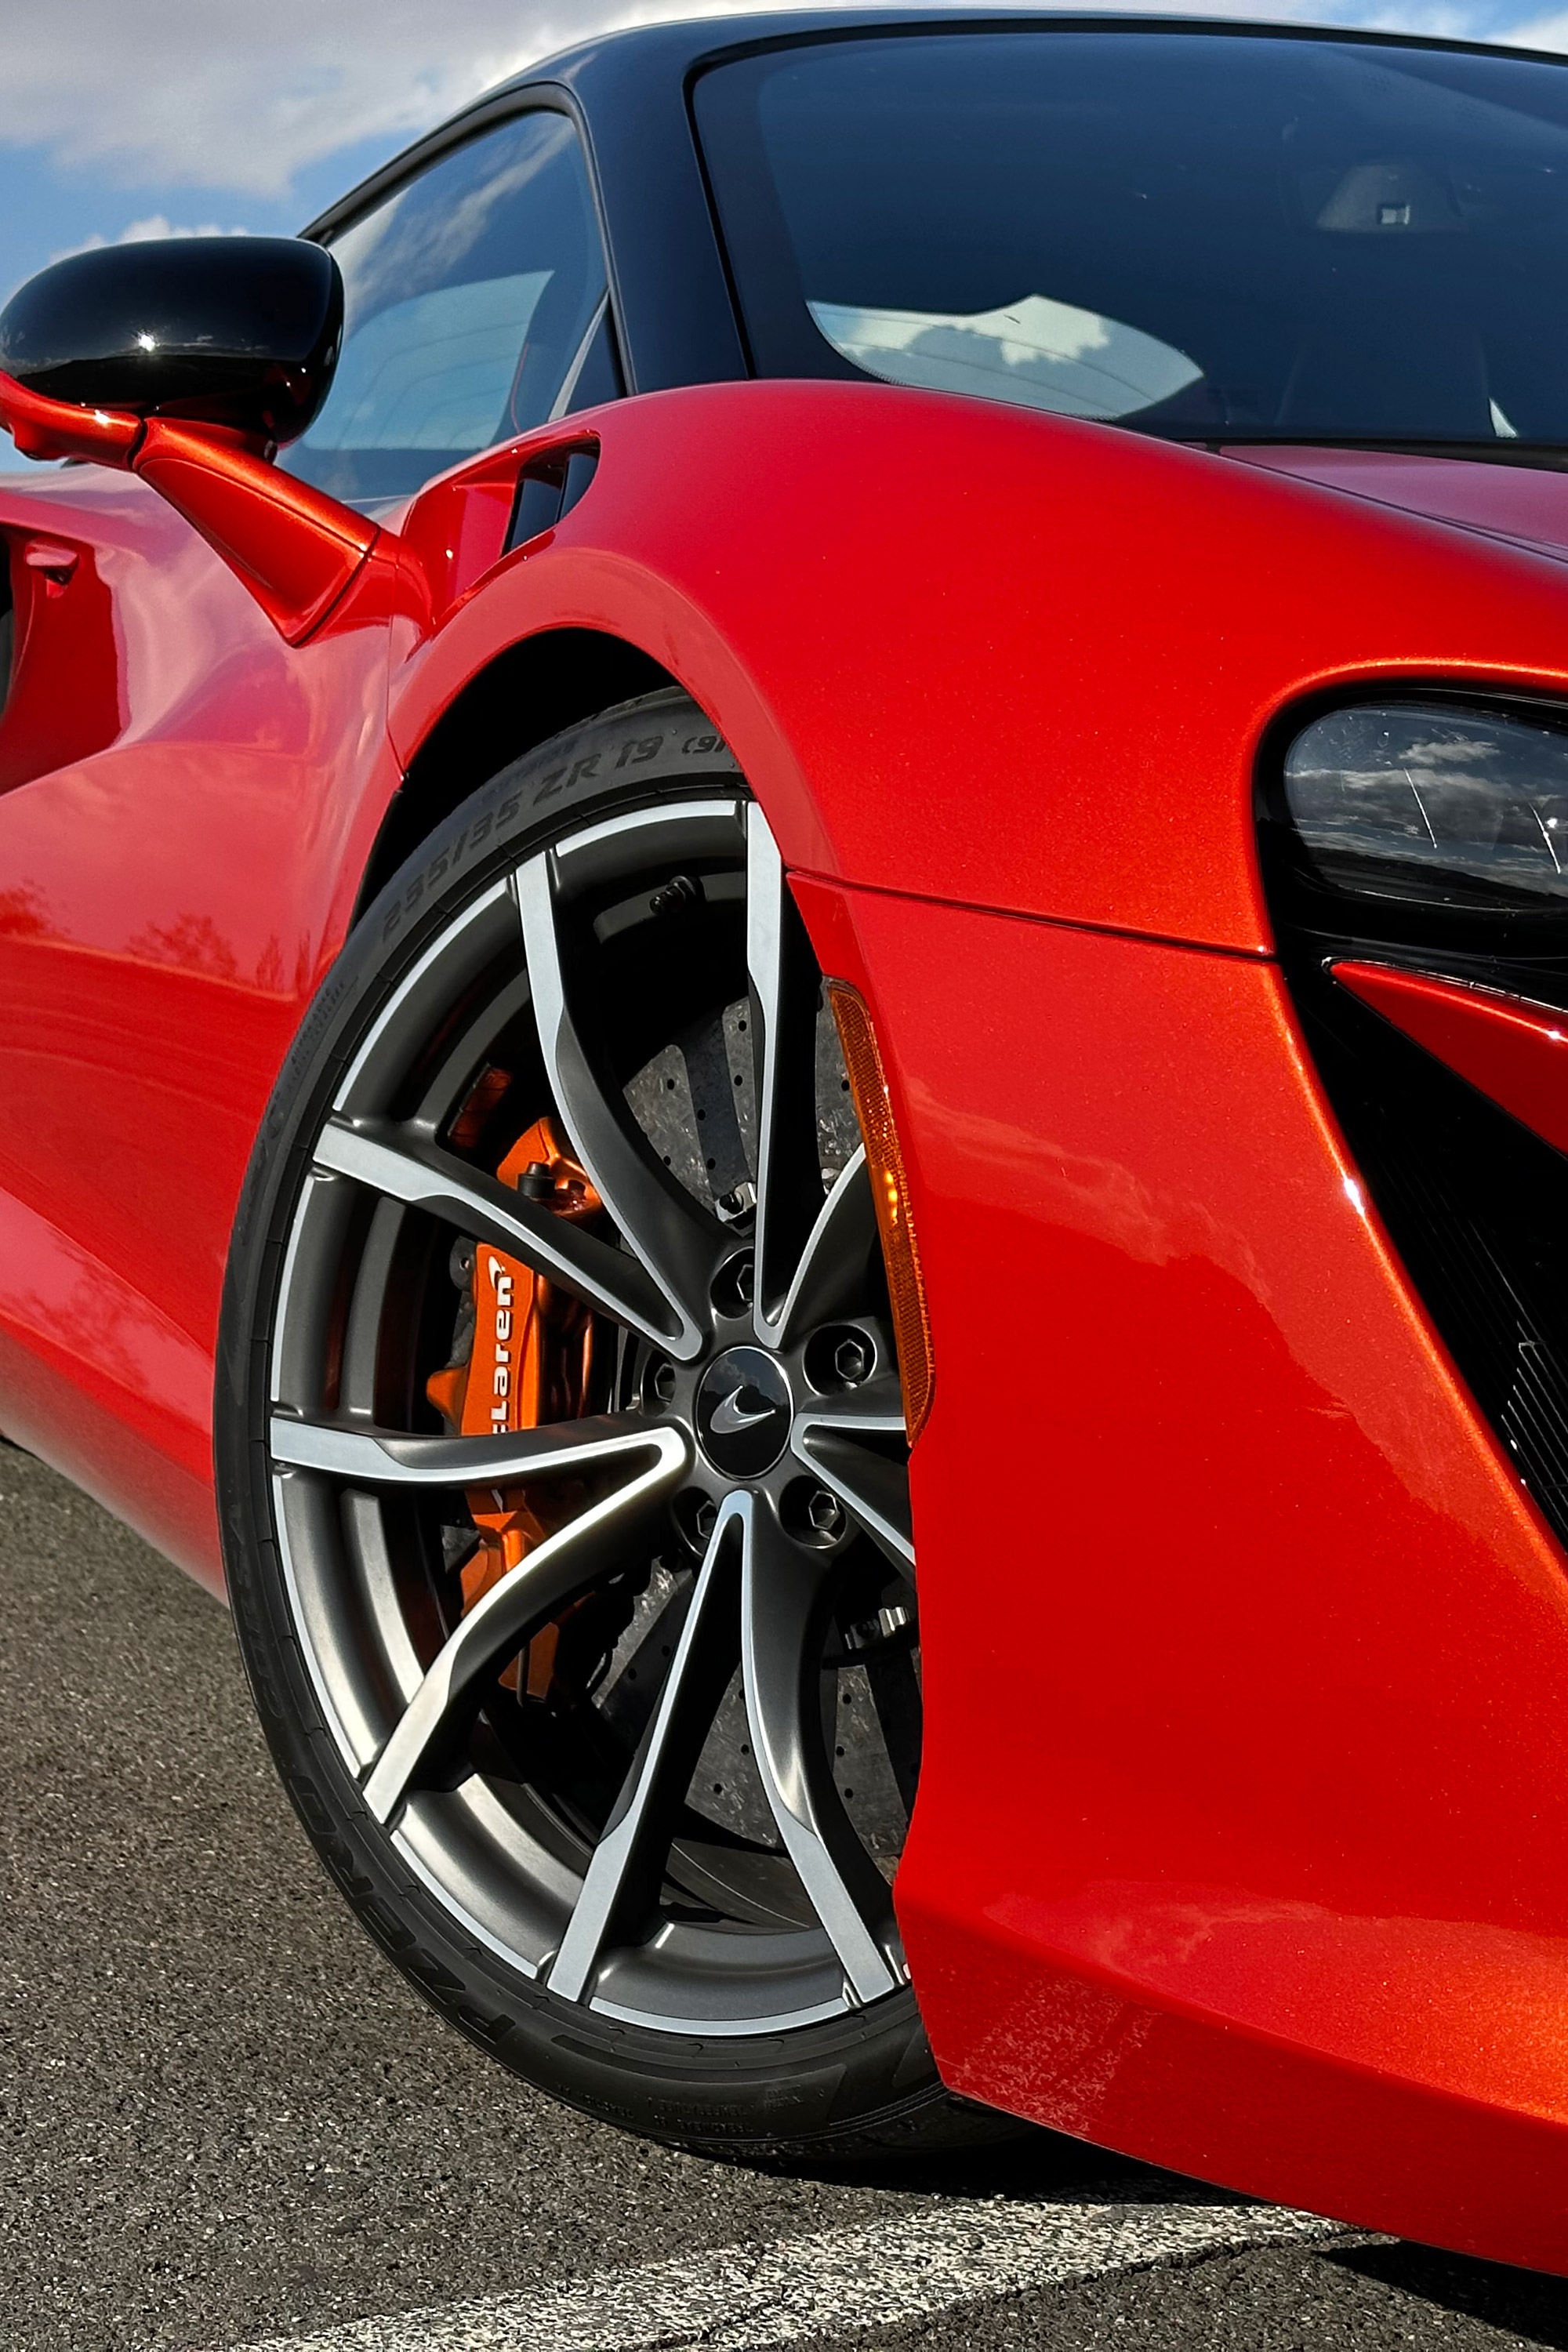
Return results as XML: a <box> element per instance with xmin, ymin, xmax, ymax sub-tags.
<box><xmin>285</xmin><ymin>111</ymin><xmax>617</xmax><ymax>509</ymax></box>
<box><xmin>695</xmin><ymin>30</ymin><xmax>1568</xmax><ymax>448</ymax></box>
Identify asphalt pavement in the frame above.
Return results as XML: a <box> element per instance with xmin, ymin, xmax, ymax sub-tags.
<box><xmin>5</xmin><ymin>1438</ymin><xmax>1568</xmax><ymax>2352</ymax></box>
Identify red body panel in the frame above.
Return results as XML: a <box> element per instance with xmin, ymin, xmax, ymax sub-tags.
<box><xmin>797</xmin><ymin>874</ymin><xmax>1568</xmax><ymax>2269</ymax></box>
<box><xmin>0</xmin><ymin>470</ymin><xmax>395</xmax><ymax>1583</ymax></box>
<box><xmin>9</xmin><ymin>382</ymin><xmax>1568</xmax><ymax>2253</ymax></box>
<box><xmin>384</xmin><ymin>390</ymin><xmax>1568</xmax><ymax>956</ymax></box>
<box><xmin>1232</xmin><ymin>444</ymin><xmax>1568</xmax><ymax>563</ymax></box>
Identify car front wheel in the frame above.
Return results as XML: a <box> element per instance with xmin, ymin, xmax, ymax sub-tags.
<box><xmin>216</xmin><ymin>689</ymin><xmax>1009</xmax><ymax>2160</ymax></box>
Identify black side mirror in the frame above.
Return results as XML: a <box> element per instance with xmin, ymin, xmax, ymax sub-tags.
<box><xmin>0</xmin><ymin>237</ymin><xmax>343</xmax><ymax>445</ymax></box>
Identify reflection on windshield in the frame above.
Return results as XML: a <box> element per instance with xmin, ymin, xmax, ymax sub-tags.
<box><xmin>695</xmin><ymin>31</ymin><xmax>1568</xmax><ymax>448</ymax></box>
<box><xmin>808</xmin><ymin>293</ymin><xmax>1202</xmax><ymax>420</ymax></box>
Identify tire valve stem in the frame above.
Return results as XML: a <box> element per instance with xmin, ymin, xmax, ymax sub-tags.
<box><xmin>648</xmin><ymin>873</ymin><xmax>699</xmax><ymax>916</ymax></box>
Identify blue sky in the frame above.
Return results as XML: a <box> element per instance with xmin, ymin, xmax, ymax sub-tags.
<box><xmin>0</xmin><ymin>0</ymin><xmax>1563</xmax><ymax>306</ymax></box>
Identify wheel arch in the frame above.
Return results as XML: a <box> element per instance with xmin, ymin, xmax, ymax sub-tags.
<box><xmin>355</xmin><ymin>626</ymin><xmax>679</xmax><ymax>917</ymax></box>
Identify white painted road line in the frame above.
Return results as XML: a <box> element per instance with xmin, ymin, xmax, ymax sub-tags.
<box><xmin>235</xmin><ymin>2193</ymin><xmax>1350</xmax><ymax>2352</ymax></box>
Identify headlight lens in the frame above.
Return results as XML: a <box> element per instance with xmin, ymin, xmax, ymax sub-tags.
<box><xmin>1283</xmin><ymin>702</ymin><xmax>1568</xmax><ymax>911</ymax></box>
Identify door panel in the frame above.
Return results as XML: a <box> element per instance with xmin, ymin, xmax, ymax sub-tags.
<box><xmin>0</xmin><ymin>473</ymin><xmax>394</xmax><ymax>1577</ymax></box>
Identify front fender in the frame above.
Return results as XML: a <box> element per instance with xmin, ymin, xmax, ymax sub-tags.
<box><xmin>394</xmin><ymin>387</ymin><xmax>1568</xmax><ymax>2267</ymax></box>
<box><xmin>390</xmin><ymin>379</ymin><xmax>1568</xmax><ymax>954</ymax></box>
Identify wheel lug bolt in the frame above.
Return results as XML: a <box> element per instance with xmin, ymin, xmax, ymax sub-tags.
<box><xmin>710</xmin><ymin>1252</ymin><xmax>756</xmax><ymax>1317</ymax></box>
<box><xmin>833</xmin><ymin>1335</ymin><xmax>872</xmax><ymax>1386</ymax></box>
<box><xmin>651</xmin><ymin>1359</ymin><xmax>677</xmax><ymax>1404</ymax></box>
<box><xmin>807</xmin><ymin>1488</ymin><xmax>845</xmax><ymax>1540</ymax></box>
<box><xmin>694</xmin><ymin>1498</ymin><xmax>718</xmax><ymax>1541</ymax></box>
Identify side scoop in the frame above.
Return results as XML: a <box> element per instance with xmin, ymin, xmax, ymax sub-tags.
<box><xmin>1334</xmin><ymin>957</ymin><xmax>1568</xmax><ymax>1160</ymax></box>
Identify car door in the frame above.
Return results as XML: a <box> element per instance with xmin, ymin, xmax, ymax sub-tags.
<box><xmin>0</xmin><ymin>104</ymin><xmax>622</xmax><ymax>1579</ymax></box>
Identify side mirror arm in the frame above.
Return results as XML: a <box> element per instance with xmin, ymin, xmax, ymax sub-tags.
<box><xmin>0</xmin><ymin>371</ymin><xmax>428</xmax><ymax>645</ymax></box>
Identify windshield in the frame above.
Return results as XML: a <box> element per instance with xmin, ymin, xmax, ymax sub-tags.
<box><xmin>693</xmin><ymin>29</ymin><xmax>1568</xmax><ymax>448</ymax></box>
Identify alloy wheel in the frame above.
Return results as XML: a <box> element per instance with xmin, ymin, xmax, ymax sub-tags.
<box><xmin>263</xmin><ymin>794</ymin><xmax>922</xmax><ymax>2037</ymax></box>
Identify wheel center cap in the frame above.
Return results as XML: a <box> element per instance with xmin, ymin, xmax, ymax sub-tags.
<box><xmin>695</xmin><ymin>1346</ymin><xmax>792</xmax><ymax>1477</ymax></box>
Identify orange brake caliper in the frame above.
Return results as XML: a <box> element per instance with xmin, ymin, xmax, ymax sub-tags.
<box><xmin>425</xmin><ymin>1112</ymin><xmax>603</xmax><ymax>1697</ymax></box>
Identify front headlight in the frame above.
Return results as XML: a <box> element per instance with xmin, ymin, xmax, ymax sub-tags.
<box><xmin>1283</xmin><ymin>702</ymin><xmax>1568</xmax><ymax>913</ymax></box>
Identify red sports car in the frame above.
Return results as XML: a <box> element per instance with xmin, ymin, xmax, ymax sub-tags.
<box><xmin>7</xmin><ymin>5</ymin><xmax>1568</xmax><ymax>2273</ymax></box>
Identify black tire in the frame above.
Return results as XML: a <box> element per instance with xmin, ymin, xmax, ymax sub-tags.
<box><xmin>216</xmin><ymin>688</ymin><xmax>1012</xmax><ymax>2162</ymax></box>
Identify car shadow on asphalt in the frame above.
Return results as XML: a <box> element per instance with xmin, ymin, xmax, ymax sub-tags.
<box><xmin>749</xmin><ymin>2127</ymin><xmax>1568</xmax><ymax>2348</ymax></box>
<box><xmin>740</xmin><ymin>2122</ymin><xmax>1180</xmax><ymax>2202</ymax></box>
<box><xmin>1323</xmin><ymin>2240</ymin><xmax>1568</xmax><ymax>2348</ymax></box>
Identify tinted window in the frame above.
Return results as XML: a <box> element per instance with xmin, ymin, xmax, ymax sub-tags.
<box><xmin>285</xmin><ymin>111</ymin><xmax>614</xmax><ymax>506</ymax></box>
<box><xmin>695</xmin><ymin>31</ymin><xmax>1568</xmax><ymax>447</ymax></box>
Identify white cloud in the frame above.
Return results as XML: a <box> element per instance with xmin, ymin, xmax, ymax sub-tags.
<box><xmin>52</xmin><ymin>214</ymin><xmax>249</xmax><ymax>262</ymax></box>
<box><xmin>2</xmin><ymin>0</ymin><xmax>1563</xmax><ymax>205</ymax></box>
<box><xmin>0</xmin><ymin>2</ymin><xmax>856</xmax><ymax>198</ymax></box>
<box><xmin>1497</xmin><ymin>2</ymin><xmax>1568</xmax><ymax>38</ymax></box>
<box><xmin>0</xmin><ymin>0</ymin><xmax>1458</xmax><ymax>205</ymax></box>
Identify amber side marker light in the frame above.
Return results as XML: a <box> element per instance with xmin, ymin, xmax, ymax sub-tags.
<box><xmin>827</xmin><ymin>980</ymin><xmax>934</xmax><ymax>1443</ymax></box>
